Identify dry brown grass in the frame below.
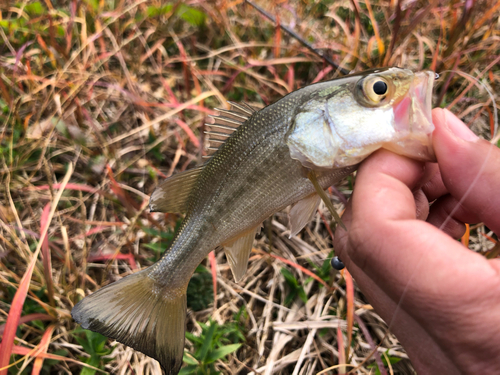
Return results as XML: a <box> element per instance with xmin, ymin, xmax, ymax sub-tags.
<box><xmin>0</xmin><ymin>0</ymin><xmax>499</xmax><ymax>374</ymax></box>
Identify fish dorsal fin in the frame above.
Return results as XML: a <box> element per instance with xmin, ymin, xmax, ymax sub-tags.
<box><xmin>227</xmin><ymin>101</ymin><xmax>258</xmax><ymax>115</ymax></box>
<box><xmin>288</xmin><ymin>194</ymin><xmax>321</xmax><ymax>238</ymax></box>
<box><xmin>204</xmin><ymin>102</ymin><xmax>259</xmax><ymax>157</ymax></box>
<box><xmin>149</xmin><ymin>166</ymin><xmax>203</xmax><ymax>213</ymax></box>
<box><xmin>223</xmin><ymin>225</ymin><xmax>261</xmax><ymax>282</ymax></box>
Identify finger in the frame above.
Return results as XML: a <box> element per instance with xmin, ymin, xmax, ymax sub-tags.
<box><xmin>414</xmin><ymin>189</ymin><xmax>430</xmax><ymax>221</ymax></box>
<box><xmin>342</xmin><ymin>191</ymin><xmax>500</xmax><ymax>371</ymax></box>
<box><xmin>421</xmin><ymin>163</ymin><xmax>448</xmax><ymax>202</ymax></box>
<box><xmin>342</xmin><ymin>149</ymin><xmax>426</xmax><ymax>271</ymax></box>
<box><xmin>427</xmin><ymin>195</ymin><xmax>468</xmax><ymax>239</ymax></box>
<box><xmin>339</xmin><ymin>145</ymin><xmax>499</xmax><ymax>305</ymax></box>
<box><xmin>334</xmin><ymin>180</ymin><xmax>429</xmax><ymax>264</ymax></box>
<box><xmin>432</xmin><ymin>108</ymin><xmax>500</xmax><ymax>234</ymax></box>
<box><xmin>334</xmin><ymin>148</ymin><xmax>425</xmax><ymax>272</ymax></box>
<box><xmin>339</xmin><ymin>263</ymin><xmax>458</xmax><ymax>374</ymax></box>
<box><xmin>332</xmin><ymin>108</ymin><xmax>500</xmax><ymax>372</ymax></box>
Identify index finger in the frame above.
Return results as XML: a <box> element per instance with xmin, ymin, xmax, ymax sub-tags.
<box><xmin>344</xmin><ymin>149</ymin><xmax>427</xmax><ymax>273</ymax></box>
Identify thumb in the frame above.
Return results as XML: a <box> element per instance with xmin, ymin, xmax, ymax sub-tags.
<box><xmin>432</xmin><ymin>108</ymin><xmax>500</xmax><ymax>234</ymax></box>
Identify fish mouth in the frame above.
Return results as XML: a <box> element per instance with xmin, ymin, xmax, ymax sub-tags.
<box><xmin>384</xmin><ymin>70</ymin><xmax>437</xmax><ymax>162</ymax></box>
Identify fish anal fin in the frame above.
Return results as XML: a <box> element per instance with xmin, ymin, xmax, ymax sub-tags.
<box><xmin>223</xmin><ymin>225</ymin><xmax>260</xmax><ymax>283</ymax></box>
<box><xmin>71</xmin><ymin>270</ymin><xmax>186</xmax><ymax>375</ymax></box>
<box><xmin>149</xmin><ymin>166</ymin><xmax>203</xmax><ymax>213</ymax></box>
<box><xmin>288</xmin><ymin>194</ymin><xmax>321</xmax><ymax>238</ymax></box>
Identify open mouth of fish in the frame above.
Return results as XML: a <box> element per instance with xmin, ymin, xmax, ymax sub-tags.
<box><xmin>383</xmin><ymin>70</ymin><xmax>436</xmax><ymax>162</ymax></box>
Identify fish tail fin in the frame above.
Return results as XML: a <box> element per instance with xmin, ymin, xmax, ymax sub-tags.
<box><xmin>71</xmin><ymin>269</ymin><xmax>186</xmax><ymax>374</ymax></box>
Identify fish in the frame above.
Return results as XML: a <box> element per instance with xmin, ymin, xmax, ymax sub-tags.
<box><xmin>71</xmin><ymin>67</ymin><xmax>436</xmax><ymax>374</ymax></box>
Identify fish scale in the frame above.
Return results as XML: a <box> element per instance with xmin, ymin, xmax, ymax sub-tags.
<box><xmin>72</xmin><ymin>67</ymin><xmax>436</xmax><ymax>375</ymax></box>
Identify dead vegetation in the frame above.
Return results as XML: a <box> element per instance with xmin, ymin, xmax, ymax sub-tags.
<box><xmin>0</xmin><ymin>0</ymin><xmax>499</xmax><ymax>374</ymax></box>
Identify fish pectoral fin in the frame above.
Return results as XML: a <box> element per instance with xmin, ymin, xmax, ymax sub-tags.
<box><xmin>72</xmin><ymin>270</ymin><xmax>186</xmax><ymax>375</ymax></box>
<box><xmin>149</xmin><ymin>166</ymin><xmax>203</xmax><ymax>213</ymax></box>
<box><xmin>223</xmin><ymin>225</ymin><xmax>260</xmax><ymax>283</ymax></box>
<box><xmin>307</xmin><ymin>170</ymin><xmax>347</xmax><ymax>230</ymax></box>
<box><xmin>288</xmin><ymin>193</ymin><xmax>321</xmax><ymax>238</ymax></box>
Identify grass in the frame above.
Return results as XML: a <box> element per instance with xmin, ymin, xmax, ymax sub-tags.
<box><xmin>0</xmin><ymin>0</ymin><xmax>499</xmax><ymax>374</ymax></box>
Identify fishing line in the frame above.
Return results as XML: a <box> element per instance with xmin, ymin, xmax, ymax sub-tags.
<box><xmin>439</xmin><ymin>70</ymin><xmax>498</xmax><ymax>142</ymax></box>
<box><xmin>385</xmin><ymin>69</ymin><xmax>498</xmax><ymax>352</ymax></box>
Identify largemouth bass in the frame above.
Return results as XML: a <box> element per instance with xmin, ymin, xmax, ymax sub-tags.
<box><xmin>72</xmin><ymin>67</ymin><xmax>436</xmax><ymax>374</ymax></box>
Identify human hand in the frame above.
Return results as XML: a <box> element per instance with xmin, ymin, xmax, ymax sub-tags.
<box><xmin>333</xmin><ymin>108</ymin><xmax>500</xmax><ymax>373</ymax></box>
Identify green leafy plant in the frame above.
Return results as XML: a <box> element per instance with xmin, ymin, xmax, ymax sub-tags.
<box><xmin>306</xmin><ymin>251</ymin><xmax>334</xmax><ymax>284</ymax></box>
<box><xmin>73</xmin><ymin>328</ymin><xmax>113</xmax><ymax>375</ymax></box>
<box><xmin>281</xmin><ymin>268</ymin><xmax>308</xmax><ymax>306</ymax></box>
<box><xmin>186</xmin><ymin>265</ymin><xmax>214</xmax><ymax>311</ymax></box>
<box><xmin>367</xmin><ymin>350</ymin><xmax>403</xmax><ymax>375</ymax></box>
<box><xmin>147</xmin><ymin>4</ymin><xmax>206</xmax><ymax>26</ymax></box>
<box><xmin>181</xmin><ymin>319</ymin><xmax>244</xmax><ymax>375</ymax></box>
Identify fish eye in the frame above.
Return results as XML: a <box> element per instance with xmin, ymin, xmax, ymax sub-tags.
<box><xmin>364</xmin><ymin>78</ymin><xmax>389</xmax><ymax>102</ymax></box>
<box><xmin>354</xmin><ymin>76</ymin><xmax>394</xmax><ymax>107</ymax></box>
<box><xmin>373</xmin><ymin>80</ymin><xmax>388</xmax><ymax>95</ymax></box>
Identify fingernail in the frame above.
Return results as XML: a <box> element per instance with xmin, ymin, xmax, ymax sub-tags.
<box><xmin>443</xmin><ymin>109</ymin><xmax>478</xmax><ymax>142</ymax></box>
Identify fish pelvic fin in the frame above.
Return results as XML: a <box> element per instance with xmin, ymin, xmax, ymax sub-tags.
<box><xmin>223</xmin><ymin>225</ymin><xmax>261</xmax><ymax>283</ymax></box>
<box><xmin>71</xmin><ymin>270</ymin><xmax>187</xmax><ymax>374</ymax></box>
<box><xmin>288</xmin><ymin>194</ymin><xmax>321</xmax><ymax>238</ymax></box>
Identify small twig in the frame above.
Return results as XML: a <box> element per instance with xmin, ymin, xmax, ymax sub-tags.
<box><xmin>245</xmin><ymin>0</ymin><xmax>350</xmax><ymax>75</ymax></box>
